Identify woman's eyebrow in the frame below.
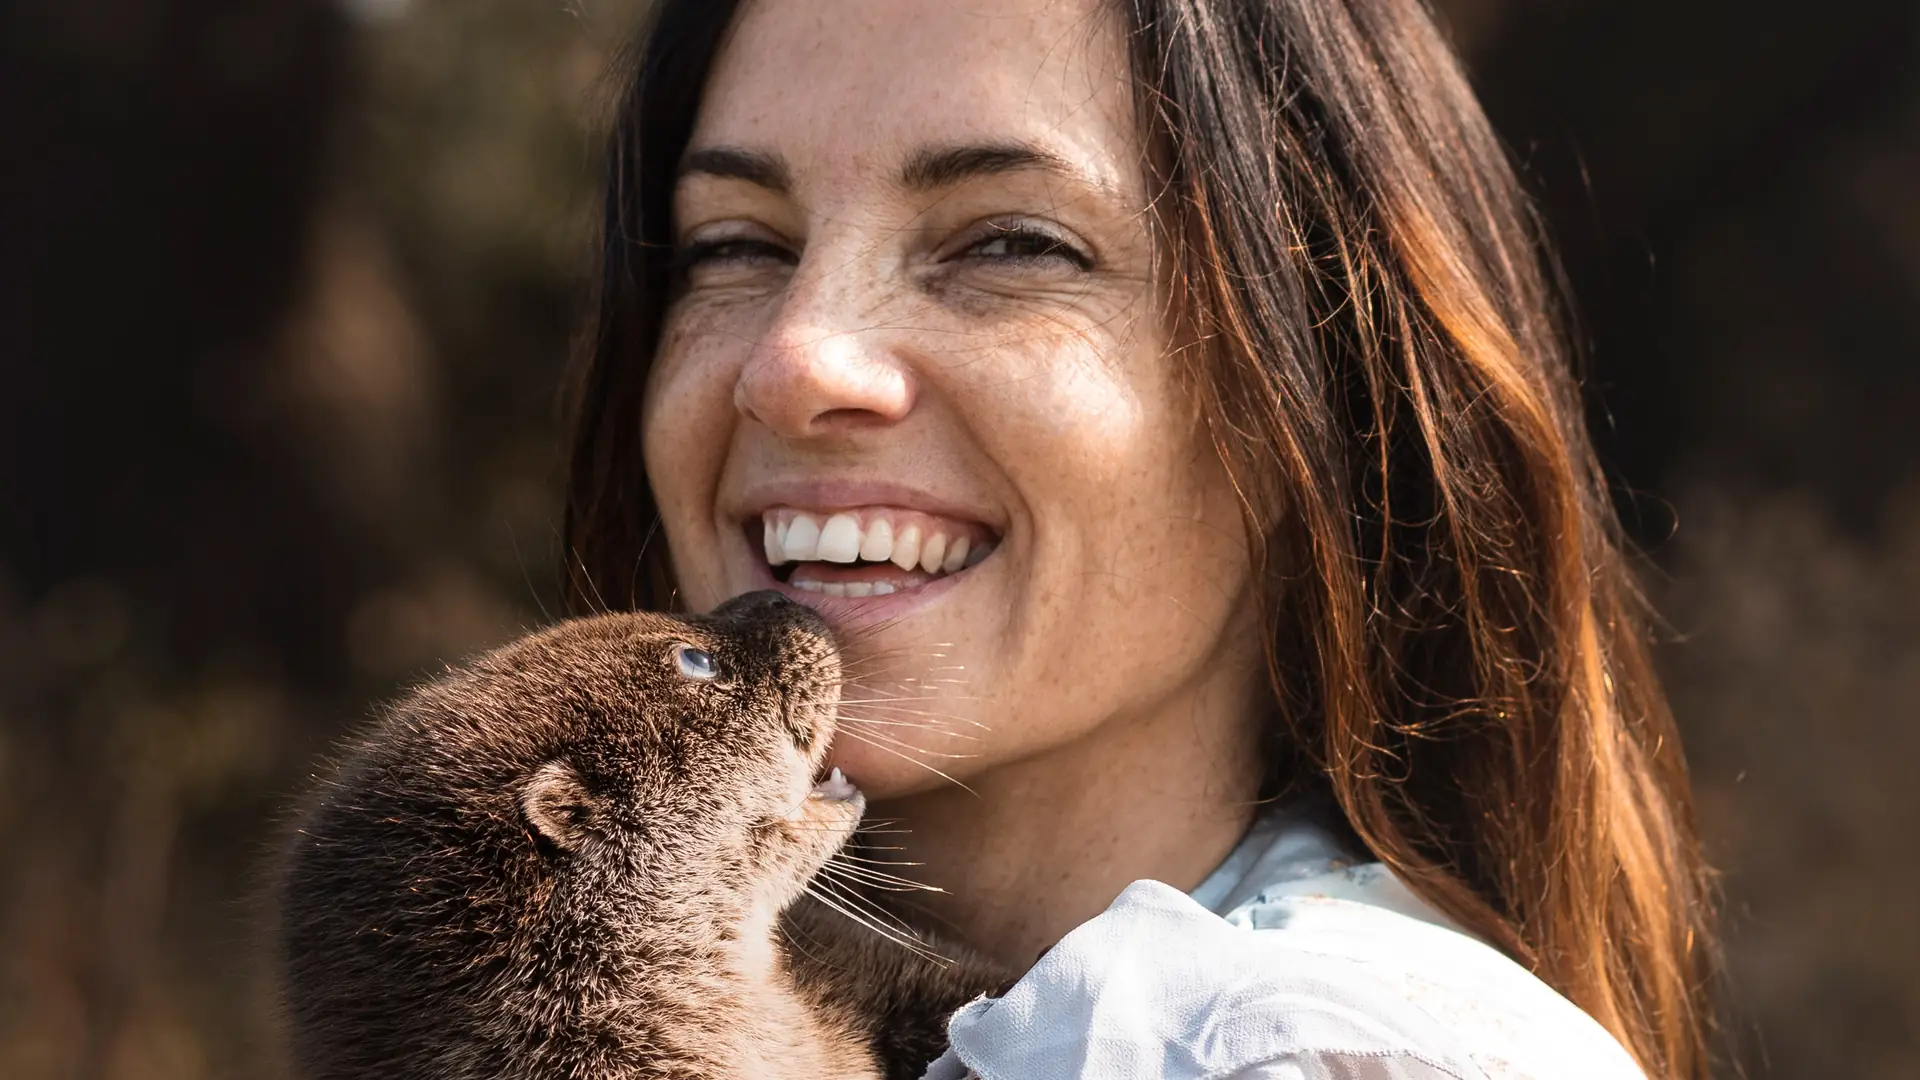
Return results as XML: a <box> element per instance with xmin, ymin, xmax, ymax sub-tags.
<box><xmin>677</xmin><ymin>140</ymin><xmax>1097</xmax><ymax>196</ymax></box>
<box><xmin>897</xmin><ymin>140</ymin><xmax>1081</xmax><ymax>192</ymax></box>
<box><xmin>679</xmin><ymin>146</ymin><xmax>792</xmax><ymax>193</ymax></box>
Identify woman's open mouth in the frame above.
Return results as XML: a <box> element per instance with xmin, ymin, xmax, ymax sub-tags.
<box><xmin>755</xmin><ymin>507</ymin><xmax>998</xmax><ymax>598</ymax></box>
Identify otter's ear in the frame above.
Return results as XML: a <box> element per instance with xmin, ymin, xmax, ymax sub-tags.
<box><xmin>521</xmin><ymin>761</ymin><xmax>605</xmax><ymax>853</ymax></box>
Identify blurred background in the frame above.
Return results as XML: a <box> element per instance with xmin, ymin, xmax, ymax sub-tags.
<box><xmin>0</xmin><ymin>0</ymin><xmax>1914</xmax><ymax>1076</ymax></box>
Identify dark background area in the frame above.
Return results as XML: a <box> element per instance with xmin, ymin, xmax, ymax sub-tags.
<box><xmin>1</xmin><ymin>1</ymin><xmax>1914</xmax><ymax>1076</ymax></box>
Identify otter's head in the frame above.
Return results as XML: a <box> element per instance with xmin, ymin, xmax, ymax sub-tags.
<box><xmin>278</xmin><ymin>591</ymin><xmax>856</xmax><ymax>1070</ymax></box>
<box><xmin>481</xmin><ymin>589</ymin><xmax>860</xmax><ymax>922</ymax></box>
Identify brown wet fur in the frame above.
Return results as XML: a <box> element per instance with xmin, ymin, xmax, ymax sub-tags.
<box><xmin>275</xmin><ymin>590</ymin><xmax>1011</xmax><ymax>1080</ymax></box>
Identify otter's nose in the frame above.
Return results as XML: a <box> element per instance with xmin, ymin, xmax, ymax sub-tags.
<box><xmin>712</xmin><ymin>589</ymin><xmax>804</xmax><ymax>622</ymax></box>
<box><xmin>711</xmin><ymin>590</ymin><xmax>833</xmax><ymax>642</ymax></box>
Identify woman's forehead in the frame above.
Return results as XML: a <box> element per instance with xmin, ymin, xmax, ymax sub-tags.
<box><xmin>691</xmin><ymin>0</ymin><xmax>1141</xmax><ymax>200</ymax></box>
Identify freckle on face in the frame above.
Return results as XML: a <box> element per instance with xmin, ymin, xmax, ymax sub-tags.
<box><xmin>640</xmin><ymin>0</ymin><xmax>1257</xmax><ymax>799</ymax></box>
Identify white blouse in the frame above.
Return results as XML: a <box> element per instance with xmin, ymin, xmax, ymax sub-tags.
<box><xmin>922</xmin><ymin>808</ymin><xmax>1647</xmax><ymax>1080</ymax></box>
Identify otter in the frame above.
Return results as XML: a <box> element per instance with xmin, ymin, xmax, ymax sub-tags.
<box><xmin>275</xmin><ymin>590</ymin><xmax>1009</xmax><ymax>1080</ymax></box>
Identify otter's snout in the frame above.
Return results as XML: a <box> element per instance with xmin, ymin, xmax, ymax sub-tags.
<box><xmin>706</xmin><ymin>590</ymin><xmax>843</xmax><ymax>747</ymax></box>
<box><xmin>709</xmin><ymin>589</ymin><xmax>836</xmax><ymax>657</ymax></box>
<box><xmin>712</xmin><ymin>588</ymin><xmax>815</xmax><ymax>625</ymax></box>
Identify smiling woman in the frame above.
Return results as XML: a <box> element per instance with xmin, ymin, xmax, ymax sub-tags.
<box><xmin>629</xmin><ymin>0</ymin><xmax>1267</xmax><ymax>982</ymax></box>
<box><xmin>564</xmin><ymin>1</ymin><xmax>1717</xmax><ymax>1078</ymax></box>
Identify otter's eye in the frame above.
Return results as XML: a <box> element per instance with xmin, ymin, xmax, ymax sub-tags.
<box><xmin>673</xmin><ymin>644</ymin><xmax>718</xmax><ymax>681</ymax></box>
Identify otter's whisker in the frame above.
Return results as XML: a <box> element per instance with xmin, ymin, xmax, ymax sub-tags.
<box><xmin>833</xmin><ymin>647</ymin><xmax>946</xmax><ymax>668</ymax></box>
<box><xmin>836</xmin><ymin>708</ymin><xmax>982</xmax><ymax>730</ymax></box>
<box><xmin>828</xmin><ymin>658</ymin><xmax>923</xmax><ymax>681</ymax></box>
<box><xmin>803</xmin><ymin>882</ymin><xmax>949</xmax><ymax>965</ymax></box>
<box><xmin>811</xmin><ymin>874</ymin><xmax>932</xmax><ymax>941</ymax></box>
<box><xmin>832</xmin><ymin>694</ymin><xmax>984</xmax><ymax>711</ymax></box>
<box><xmin>841</xmin><ymin>727</ymin><xmax>981</xmax><ymax>762</ymax></box>
<box><xmin>833</xmin><ymin>615</ymin><xmax>913</xmax><ymax>647</ymax></box>
<box><xmin>848</xmin><ymin>822</ymin><xmax>911</xmax><ymax>839</ymax></box>
<box><xmin>829</xmin><ymin>852</ymin><xmax>926</xmax><ymax>868</ymax></box>
<box><xmin>801</xmin><ymin>884</ymin><xmax>911</xmax><ymax>947</ymax></box>
<box><xmin>836</xmin><ymin>731</ymin><xmax>978</xmax><ymax>793</ymax></box>
<box><xmin>835</xmin><ymin>698</ymin><xmax>989</xmax><ymax>714</ymax></box>
<box><xmin>818</xmin><ymin>870</ymin><xmax>941</xmax><ymax>896</ymax></box>
<box><xmin>820</xmin><ymin>859</ymin><xmax>946</xmax><ymax>894</ymax></box>
<box><xmin>835</xmin><ymin>691</ymin><xmax>984</xmax><ymax>701</ymax></box>
<box><xmin>860</xmin><ymin>676</ymin><xmax>975</xmax><ymax>691</ymax></box>
<box><xmin>839</xmin><ymin>726</ymin><xmax>965</xmax><ymax>757</ymax></box>
<box><xmin>824</xmin><ymin>851</ymin><xmax>934</xmax><ymax>878</ymax></box>
<box><xmin>836</xmin><ymin>709</ymin><xmax>988</xmax><ymax>735</ymax></box>
<box><xmin>839</xmin><ymin>720</ymin><xmax>982</xmax><ymax>742</ymax></box>
<box><xmin>824</xmin><ymin>701</ymin><xmax>985</xmax><ymax>719</ymax></box>
<box><xmin>835</xmin><ymin>657</ymin><xmax>960</xmax><ymax>681</ymax></box>
<box><xmin>820</xmin><ymin>880</ymin><xmax>929</xmax><ymax>942</ymax></box>
<box><xmin>565</xmin><ymin>546</ymin><xmax>613</xmax><ymax>616</ymax></box>
<box><xmin>810</xmin><ymin>705</ymin><xmax>980</xmax><ymax>726</ymax></box>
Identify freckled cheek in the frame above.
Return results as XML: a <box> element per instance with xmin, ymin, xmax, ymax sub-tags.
<box><xmin>643</xmin><ymin>318</ymin><xmax>752</xmax><ymax>559</ymax></box>
<box><xmin>964</xmin><ymin>332</ymin><xmax>1241</xmax><ymax>630</ymax></box>
<box><xmin>966</xmin><ymin>339</ymin><xmax>1174</xmax><ymax>527</ymax></box>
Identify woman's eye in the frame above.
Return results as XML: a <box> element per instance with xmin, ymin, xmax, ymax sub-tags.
<box><xmin>673</xmin><ymin>645</ymin><xmax>718</xmax><ymax>681</ymax></box>
<box><xmin>673</xmin><ymin>237</ymin><xmax>793</xmax><ymax>275</ymax></box>
<box><xmin>963</xmin><ymin>226</ymin><xmax>1091</xmax><ymax>269</ymax></box>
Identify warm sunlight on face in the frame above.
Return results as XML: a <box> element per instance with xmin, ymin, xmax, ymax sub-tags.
<box><xmin>641</xmin><ymin>0</ymin><xmax>1261</xmax><ymax>798</ymax></box>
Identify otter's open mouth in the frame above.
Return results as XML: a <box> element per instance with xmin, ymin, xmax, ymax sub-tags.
<box><xmin>756</xmin><ymin>507</ymin><xmax>998</xmax><ymax>598</ymax></box>
<box><xmin>808</xmin><ymin>766</ymin><xmax>858</xmax><ymax>802</ymax></box>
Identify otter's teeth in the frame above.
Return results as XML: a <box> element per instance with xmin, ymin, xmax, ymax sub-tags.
<box><xmin>809</xmin><ymin>766</ymin><xmax>858</xmax><ymax>802</ymax></box>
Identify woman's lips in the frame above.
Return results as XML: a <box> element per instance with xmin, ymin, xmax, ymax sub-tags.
<box><xmin>748</xmin><ymin>554</ymin><xmax>977</xmax><ymax>635</ymax></box>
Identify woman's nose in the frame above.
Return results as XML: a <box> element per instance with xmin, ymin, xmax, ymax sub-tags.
<box><xmin>734</xmin><ymin>310</ymin><xmax>916</xmax><ymax>441</ymax></box>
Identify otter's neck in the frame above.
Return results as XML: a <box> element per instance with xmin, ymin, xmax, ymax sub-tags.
<box><xmin>518</xmin><ymin>902</ymin><xmax>876</xmax><ymax>1080</ymax></box>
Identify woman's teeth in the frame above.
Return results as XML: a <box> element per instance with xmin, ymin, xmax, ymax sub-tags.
<box><xmin>762</xmin><ymin>508</ymin><xmax>994</xmax><ymax>593</ymax></box>
<box><xmin>794</xmin><ymin>578</ymin><xmax>894</xmax><ymax>597</ymax></box>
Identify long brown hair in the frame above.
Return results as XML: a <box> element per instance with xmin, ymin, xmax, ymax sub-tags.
<box><xmin>564</xmin><ymin>1</ymin><xmax>1719</xmax><ymax>1077</ymax></box>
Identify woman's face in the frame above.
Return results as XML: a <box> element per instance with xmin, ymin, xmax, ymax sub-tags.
<box><xmin>643</xmin><ymin>0</ymin><xmax>1258</xmax><ymax>797</ymax></box>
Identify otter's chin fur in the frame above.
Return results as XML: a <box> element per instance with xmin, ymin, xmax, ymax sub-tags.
<box><xmin>275</xmin><ymin>590</ymin><xmax>1010</xmax><ymax>1080</ymax></box>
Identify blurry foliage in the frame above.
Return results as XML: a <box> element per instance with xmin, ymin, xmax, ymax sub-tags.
<box><xmin>1</xmin><ymin>2</ymin><xmax>641</xmax><ymax>1076</ymax></box>
<box><xmin>0</xmin><ymin>0</ymin><xmax>1915</xmax><ymax>1078</ymax></box>
<box><xmin>1668</xmin><ymin>484</ymin><xmax>1920</xmax><ymax>1078</ymax></box>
